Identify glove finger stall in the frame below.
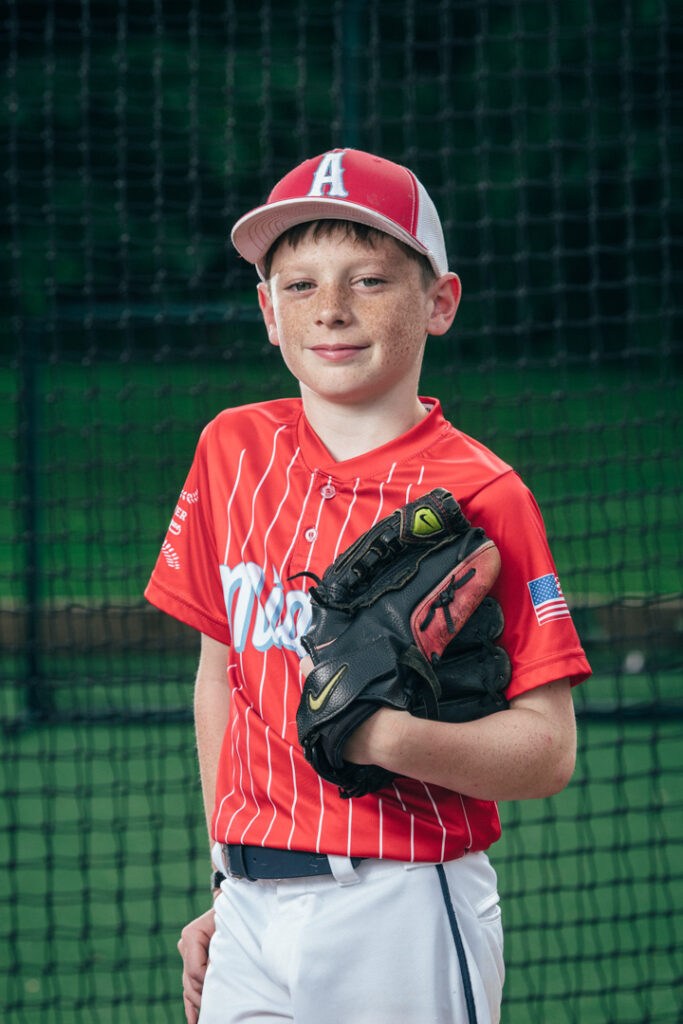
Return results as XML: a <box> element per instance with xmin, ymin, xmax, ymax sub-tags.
<box><xmin>413</xmin><ymin>644</ymin><xmax>511</xmax><ymax>722</ymax></box>
<box><xmin>446</xmin><ymin>596</ymin><xmax>505</xmax><ymax>649</ymax></box>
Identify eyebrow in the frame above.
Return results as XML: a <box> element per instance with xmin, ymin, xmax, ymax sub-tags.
<box><xmin>272</xmin><ymin>250</ymin><xmax>404</xmax><ymax>274</ymax></box>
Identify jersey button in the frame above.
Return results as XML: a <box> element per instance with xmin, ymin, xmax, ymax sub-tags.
<box><xmin>304</xmin><ymin>527</ymin><xmax>318</xmax><ymax>543</ymax></box>
<box><xmin>320</xmin><ymin>484</ymin><xmax>336</xmax><ymax>499</ymax></box>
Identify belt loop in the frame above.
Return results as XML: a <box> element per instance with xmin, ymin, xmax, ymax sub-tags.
<box><xmin>224</xmin><ymin>844</ymin><xmax>254</xmax><ymax>881</ymax></box>
<box><xmin>327</xmin><ymin>854</ymin><xmax>361</xmax><ymax>887</ymax></box>
<box><xmin>234</xmin><ymin>845</ymin><xmax>251</xmax><ymax>880</ymax></box>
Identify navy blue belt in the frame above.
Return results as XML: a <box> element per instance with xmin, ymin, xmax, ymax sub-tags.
<box><xmin>223</xmin><ymin>844</ymin><xmax>363</xmax><ymax>880</ymax></box>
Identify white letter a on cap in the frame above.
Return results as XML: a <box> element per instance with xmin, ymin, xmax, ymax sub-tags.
<box><xmin>307</xmin><ymin>151</ymin><xmax>349</xmax><ymax>198</ymax></box>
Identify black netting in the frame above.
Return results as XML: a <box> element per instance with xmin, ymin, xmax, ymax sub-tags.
<box><xmin>2</xmin><ymin>1</ymin><xmax>681</xmax><ymax>1021</ymax></box>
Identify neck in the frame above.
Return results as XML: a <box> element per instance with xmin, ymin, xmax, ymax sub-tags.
<box><xmin>300</xmin><ymin>389</ymin><xmax>428</xmax><ymax>462</ymax></box>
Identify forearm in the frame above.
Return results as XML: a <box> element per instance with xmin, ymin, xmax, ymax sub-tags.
<box><xmin>194</xmin><ymin>635</ymin><xmax>231</xmax><ymax>841</ymax></box>
<box><xmin>177</xmin><ymin>636</ymin><xmax>230</xmax><ymax>1024</ymax></box>
<box><xmin>345</xmin><ymin>679</ymin><xmax>576</xmax><ymax>801</ymax></box>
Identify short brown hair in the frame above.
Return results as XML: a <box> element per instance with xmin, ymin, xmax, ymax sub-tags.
<box><xmin>262</xmin><ymin>219</ymin><xmax>436</xmax><ymax>287</ymax></box>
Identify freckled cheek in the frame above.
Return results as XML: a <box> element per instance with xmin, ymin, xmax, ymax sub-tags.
<box><xmin>275</xmin><ymin>308</ymin><xmax>305</xmax><ymax>341</ymax></box>
<box><xmin>374</xmin><ymin>314</ymin><xmax>426</xmax><ymax>369</ymax></box>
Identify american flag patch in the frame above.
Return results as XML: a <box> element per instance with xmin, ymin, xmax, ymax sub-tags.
<box><xmin>527</xmin><ymin>573</ymin><xmax>571</xmax><ymax>625</ymax></box>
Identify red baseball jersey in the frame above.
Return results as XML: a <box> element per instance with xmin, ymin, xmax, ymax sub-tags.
<box><xmin>145</xmin><ymin>398</ymin><xmax>591</xmax><ymax>862</ymax></box>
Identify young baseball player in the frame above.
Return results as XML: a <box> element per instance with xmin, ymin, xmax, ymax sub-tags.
<box><xmin>145</xmin><ymin>148</ymin><xmax>591</xmax><ymax>1024</ymax></box>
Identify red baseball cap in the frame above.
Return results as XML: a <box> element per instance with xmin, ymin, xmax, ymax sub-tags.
<box><xmin>231</xmin><ymin>148</ymin><xmax>451</xmax><ymax>280</ymax></box>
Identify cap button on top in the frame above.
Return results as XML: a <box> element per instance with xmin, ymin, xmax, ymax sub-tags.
<box><xmin>320</xmin><ymin>483</ymin><xmax>336</xmax><ymax>499</ymax></box>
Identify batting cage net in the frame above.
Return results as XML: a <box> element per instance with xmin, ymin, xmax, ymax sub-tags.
<box><xmin>2</xmin><ymin>1</ymin><xmax>681</xmax><ymax>1021</ymax></box>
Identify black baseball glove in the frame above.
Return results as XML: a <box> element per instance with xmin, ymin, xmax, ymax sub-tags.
<box><xmin>295</xmin><ymin>488</ymin><xmax>511</xmax><ymax>798</ymax></box>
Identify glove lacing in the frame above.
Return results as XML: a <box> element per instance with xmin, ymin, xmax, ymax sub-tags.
<box><xmin>419</xmin><ymin>568</ymin><xmax>476</xmax><ymax>635</ymax></box>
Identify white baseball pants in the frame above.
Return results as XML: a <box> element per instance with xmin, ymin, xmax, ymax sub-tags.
<box><xmin>198</xmin><ymin>850</ymin><xmax>504</xmax><ymax>1024</ymax></box>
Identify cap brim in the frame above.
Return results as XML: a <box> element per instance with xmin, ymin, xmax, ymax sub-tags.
<box><xmin>231</xmin><ymin>197</ymin><xmax>439</xmax><ymax>279</ymax></box>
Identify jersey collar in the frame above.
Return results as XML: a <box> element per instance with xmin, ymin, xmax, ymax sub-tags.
<box><xmin>296</xmin><ymin>398</ymin><xmax>450</xmax><ymax>481</ymax></box>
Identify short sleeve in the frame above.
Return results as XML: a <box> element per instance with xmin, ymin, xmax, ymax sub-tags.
<box><xmin>463</xmin><ymin>472</ymin><xmax>591</xmax><ymax>699</ymax></box>
<box><xmin>144</xmin><ymin>422</ymin><xmax>230</xmax><ymax>645</ymax></box>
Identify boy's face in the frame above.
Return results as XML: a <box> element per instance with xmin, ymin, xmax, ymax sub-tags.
<box><xmin>257</xmin><ymin>226</ymin><xmax>459</xmax><ymax>410</ymax></box>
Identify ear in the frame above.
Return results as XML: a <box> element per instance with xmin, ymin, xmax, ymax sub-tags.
<box><xmin>426</xmin><ymin>273</ymin><xmax>461</xmax><ymax>337</ymax></box>
<box><xmin>257</xmin><ymin>282</ymin><xmax>280</xmax><ymax>347</ymax></box>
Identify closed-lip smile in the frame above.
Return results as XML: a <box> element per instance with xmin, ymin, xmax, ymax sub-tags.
<box><xmin>310</xmin><ymin>343</ymin><xmax>369</xmax><ymax>361</ymax></box>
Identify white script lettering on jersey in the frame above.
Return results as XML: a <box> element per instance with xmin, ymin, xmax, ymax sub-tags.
<box><xmin>307</xmin><ymin>151</ymin><xmax>349</xmax><ymax>198</ymax></box>
<box><xmin>219</xmin><ymin>562</ymin><xmax>312</xmax><ymax>655</ymax></box>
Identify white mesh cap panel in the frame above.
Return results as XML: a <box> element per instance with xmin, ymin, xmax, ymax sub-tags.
<box><xmin>414</xmin><ymin>176</ymin><xmax>449</xmax><ymax>276</ymax></box>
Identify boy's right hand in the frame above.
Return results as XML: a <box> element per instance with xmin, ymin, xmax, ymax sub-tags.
<box><xmin>178</xmin><ymin>906</ymin><xmax>216</xmax><ymax>1024</ymax></box>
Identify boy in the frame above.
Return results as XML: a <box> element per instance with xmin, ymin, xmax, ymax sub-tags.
<box><xmin>145</xmin><ymin>148</ymin><xmax>591</xmax><ymax>1024</ymax></box>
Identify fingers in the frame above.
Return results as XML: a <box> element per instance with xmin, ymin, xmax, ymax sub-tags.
<box><xmin>180</xmin><ymin>951</ymin><xmax>204</xmax><ymax>1024</ymax></box>
<box><xmin>178</xmin><ymin>906</ymin><xmax>217</xmax><ymax>1023</ymax></box>
<box><xmin>183</xmin><ymin>990</ymin><xmax>200</xmax><ymax>1024</ymax></box>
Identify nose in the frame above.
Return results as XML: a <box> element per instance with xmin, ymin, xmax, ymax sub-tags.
<box><xmin>314</xmin><ymin>282</ymin><xmax>352</xmax><ymax>328</ymax></box>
